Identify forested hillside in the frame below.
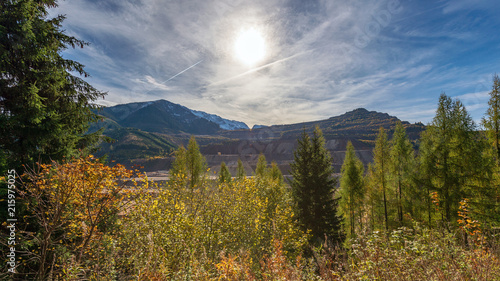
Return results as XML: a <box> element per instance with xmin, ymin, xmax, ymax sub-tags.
<box><xmin>93</xmin><ymin>105</ymin><xmax>426</xmax><ymax>173</ymax></box>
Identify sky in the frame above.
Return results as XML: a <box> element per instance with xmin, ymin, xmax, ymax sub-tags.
<box><xmin>51</xmin><ymin>0</ymin><xmax>500</xmax><ymax>127</ymax></box>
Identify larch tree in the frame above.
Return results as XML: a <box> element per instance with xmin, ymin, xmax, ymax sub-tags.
<box><xmin>170</xmin><ymin>145</ymin><xmax>187</xmax><ymax>186</ymax></box>
<box><xmin>186</xmin><ymin>136</ymin><xmax>207</xmax><ymax>188</ymax></box>
<box><xmin>236</xmin><ymin>158</ymin><xmax>246</xmax><ymax>180</ymax></box>
<box><xmin>482</xmin><ymin>74</ymin><xmax>500</xmax><ymax>162</ymax></box>
<box><xmin>219</xmin><ymin>162</ymin><xmax>232</xmax><ymax>183</ymax></box>
<box><xmin>290</xmin><ymin>127</ymin><xmax>343</xmax><ymax>244</ymax></box>
<box><xmin>419</xmin><ymin>93</ymin><xmax>492</xmax><ymax>223</ymax></box>
<box><xmin>269</xmin><ymin>161</ymin><xmax>284</xmax><ymax>185</ymax></box>
<box><xmin>339</xmin><ymin>141</ymin><xmax>365</xmax><ymax>238</ymax></box>
<box><xmin>170</xmin><ymin>136</ymin><xmax>207</xmax><ymax>188</ymax></box>
<box><xmin>481</xmin><ymin>75</ymin><xmax>500</xmax><ymax>223</ymax></box>
<box><xmin>372</xmin><ymin>127</ymin><xmax>391</xmax><ymax>232</ymax></box>
<box><xmin>389</xmin><ymin>122</ymin><xmax>415</xmax><ymax>225</ymax></box>
<box><xmin>255</xmin><ymin>154</ymin><xmax>268</xmax><ymax>178</ymax></box>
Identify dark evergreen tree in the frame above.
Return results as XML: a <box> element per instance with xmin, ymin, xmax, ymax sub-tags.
<box><xmin>290</xmin><ymin>127</ymin><xmax>343</xmax><ymax>244</ymax></box>
<box><xmin>0</xmin><ymin>0</ymin><xmax>106</xmax><ymax>170</ymax></box>
<box><xmin>1</xmin><ymin>2</ymin><xmax>106</xmax><ymax>278</ymax></box>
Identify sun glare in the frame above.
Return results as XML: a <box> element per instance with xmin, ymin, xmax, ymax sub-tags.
<box><xmin>234</xmin><ymin>28</ymin><xmax>266</xmax><ymax>66</ymax></box>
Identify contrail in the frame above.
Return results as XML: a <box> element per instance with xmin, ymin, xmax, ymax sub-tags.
<box><xmin>206</xmin><ymin>50</ymin><xmax>312</xmax><ymax>87</ymax></box>
<box><xmin>163</xmin><ymin>59</ymin><xmax>204</xmax><ymax>84</ymax></box>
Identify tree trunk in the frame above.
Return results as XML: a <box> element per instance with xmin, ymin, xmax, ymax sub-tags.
<box><xmin>398</xmin><ymin>177</ymin><xmax>403</xmax><ymax>225</ymax></box>
<box><xmin>383</xmin><ymin>184</ymin><xmax>388</xmax><ymax>232</ymax></box>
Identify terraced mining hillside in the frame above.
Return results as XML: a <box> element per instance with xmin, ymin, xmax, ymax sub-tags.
<box><xmin>102</xmin><ymin>108</ymin><xmax>425</xmax><ymax>175</ymax></box>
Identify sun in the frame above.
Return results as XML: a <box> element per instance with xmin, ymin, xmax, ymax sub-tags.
<box><xmin>234</xmin><ymin>27</ymin><xmax>266</xmax><ymax>66</ymax></box>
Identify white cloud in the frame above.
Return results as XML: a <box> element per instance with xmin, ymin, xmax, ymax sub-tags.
<box><xmin>49</xmin><ymin>0</ymin><xmax>499</xmax><ymax>126</ymax></box>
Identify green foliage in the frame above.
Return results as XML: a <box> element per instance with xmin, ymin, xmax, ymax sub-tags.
<box><xmin>339</xmin><ymin>141</ymin><xmax>365</xmax><ymax>239</ymax></box>
<box><xmin>0</xmin><ymin>0</ymin><xmax>105</xmax><ymax>169</ymax></box>
<box><xmin>236</xmin><ymin>158</ymin><xmax>246</xmax><ymax>180</ymax></box>
<box><xmin>290</xmin><ymin>127</ymin><xmax>343</xmax><ymax>245</ymax></box>
<box><xmin>269</xmin><ymin>161</ymin><xmax>284</xmax><ymax>185</ymax></box>
<box><xmin>344</xmin><ymin>224</ymin><xmax>500</xmax><ymax>280</ymax></box>
<box><xmin>219</xmin><ymin>161</ymin><xmax>232</xmax><ymax>183</ymax></box>
<box><xmin>186</xmin><ymin>136</ymin><xmax>207</xmax><ymax>188</ymax></box>
<box><xmin>371</xmin><ymin>127</ymin><xmax>391</xmax><ymax>232</ymax></box>
<box><xmin>253</xmin><ymin>155</ymin><xmax>284</xmax><ymax>185</ymax></box>
<box><xmin>389</xmin><ymin>122</ymin><xmax>416</xmax><ymax>226</ymax></box>
<box><xmin>255</xmin><ymin>154</ymin><xmax>268</xmax><ymax>178</ymax></box>
<box><xmin>95</xmin><ymin>128</ymin><xmax>177</xmax><ymax>162</ymax></box>
<box><xmin>170</xmin><ymin>136</ymin><xmax>207</xmax><ymax>188</ymax></box>
<box><xmin>482</xmin><ymin>74</ymin><xmax>500</xmax><ymax>162</ymax></box>
<box><xmin>418</xmin><ymin>93</ymin><xmax>493</xmax><ymax>223</ymax></box>
<box><xmin>170</xmin><ymin>145</ymin><xmax>187</xmax><ymax>185</ymax></box>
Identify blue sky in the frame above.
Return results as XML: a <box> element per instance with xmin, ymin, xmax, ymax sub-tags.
<box><xmin>51</xmin><ymin>0</ymin><xmax>500</xmax><ymax>127</ymax></box>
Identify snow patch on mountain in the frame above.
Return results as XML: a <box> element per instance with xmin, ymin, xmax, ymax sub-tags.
<box><xmin>191</xmin><ymin>110</ymin><xmax>249</xmax><ymax>130</ymax></box>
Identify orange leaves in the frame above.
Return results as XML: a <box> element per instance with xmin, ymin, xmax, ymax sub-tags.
<box><xmin>431</xmin><ymin>191</ymin><xmax>440</xmax><ymax>210</ymax></box>
<box><xmin>458</xmin><ymin>198</ymin><xmax>484</xmax><ymax>247</ymax></box>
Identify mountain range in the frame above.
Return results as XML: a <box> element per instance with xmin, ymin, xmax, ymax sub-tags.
<box><xmin>95</xmin><ymin>99</ymin><xmax>248</xmax><ymax>135</ymax></box>
<box><xmin>92</xmin><ymin>100</ymin><xmax>426</xmax><ymax>174</ymax></box>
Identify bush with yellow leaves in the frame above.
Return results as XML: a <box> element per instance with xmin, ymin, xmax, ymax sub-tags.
<box><xmin>16</xmin><ymin>156</ymin><xmax>142</xmax><ymax>280</ymax></box>
<box><xmin>119</xmin><ymin>175</ymin><xmax>309</xmax><ymax>279</ymax></box>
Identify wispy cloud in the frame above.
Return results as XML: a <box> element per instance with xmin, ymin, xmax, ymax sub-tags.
<box><xmin>51</xmin><ymin>0</ymin><xmax>500</xmax><ymax>126</ymax></box>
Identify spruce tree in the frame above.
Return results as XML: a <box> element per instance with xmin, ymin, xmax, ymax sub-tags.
<box><xmin>339</xmin><ymin>141</ymin><xmax>365</xmax><ymax>238</ymax></box>
<box><xmin>290</xmin><ymin>127</ymin><xmax>343</xmax><ymax>244</ymax></box>
<box><xmin>0</xmin><ymin>0</ymin><xmax>105</xmax><ymax>170</ymax></box>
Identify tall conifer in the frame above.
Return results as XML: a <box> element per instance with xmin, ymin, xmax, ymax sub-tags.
<box><xmin>372</xmin><ymin>127</ymin><xmax>391</xmax><ymax>232</ymax></box>
<box><xmin>482</xmin><ymin>74</ymin><xmax>500</xmax><ymax>162</ymax></box>
<box><xmin>339</xmin><ymin>141</ymin><xmax>365</xmax><ymax>238</ymax></box>
<box><xmin>419</xmin><ymin>93</ymin><xmax>491</xmax><ymax>223</ymax></box>
<box><xmin>389</xmin><ymin>122</ymin><xmax>415</xmax><ymax>225</ymax></box>
<box><xmin>236</xmin><ymin>158</ymin><xmax>246</xmax><ymax>180</ymax></box>
<box><xmin>290</xmin><ymin>127</ymin><xmax>343</xmax><ymax>244</ymax></box>
<box><xmin>219</xmin><ymin>162</ymin><xmax>232</xmax><ymax>183</ymax></box>
<box><xmin>0</xmin><ymin>0</ymin><xmax>106</xmax><ymax>169</ymax></box>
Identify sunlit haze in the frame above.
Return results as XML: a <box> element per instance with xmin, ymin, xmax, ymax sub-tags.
<box><xmin>50</xmin><ymin>1</ymin><xmax>500</xmax><ymax>127</ymax></box>
<box><xmin>234</xmin><ymin>28</ymin><xmax>266</xmax><ymax>66</ymax></box>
